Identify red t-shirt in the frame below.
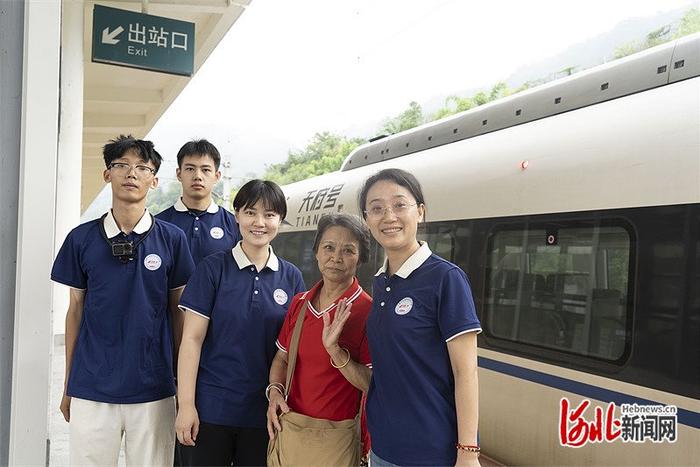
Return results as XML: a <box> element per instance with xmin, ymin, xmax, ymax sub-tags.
<box><xmin>276</xmin><ymin>278</ymin><xmax>372</xmax><ymax>421</ymax></box>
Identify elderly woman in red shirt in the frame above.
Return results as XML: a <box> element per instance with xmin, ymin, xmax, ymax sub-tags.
<box><xmin>266</xmin><ymin>213</ymin><xmax>372</xmax><ymax>466</ymax></box>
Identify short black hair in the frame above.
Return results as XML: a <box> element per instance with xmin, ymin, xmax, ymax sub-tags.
<box><xmin>233</xmin><ymin>180</ymin><xmax>287</xmax><ymax>220</ymax></box>
<box><xmin>358</xmin><ymin>168</ymin><xmax>425</xmax><ymax>219</ymax></box>
<box><xmin>313</xmin><ymin>213</ymin><xmax>370</xmax><ymax>263</ymax></box>
<box><xmin>176</xmin><ymin>139</ymin><xmax>221</xmax><ymax>169</ymax></box>
<box><xmin>103</xmin><ymin>135</ymin><xmax>162</xmax><ymax>173</ymax></box>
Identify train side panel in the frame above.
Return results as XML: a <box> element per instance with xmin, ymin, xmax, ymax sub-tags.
<box><xmin>479</xmin><ymin>349</ymin><xmax>700</xmax><ymax>466</ymax></box>
<box><xmin>282</xmin><ymin>77</ymin><xmax>699</xmax><ymax>231</ymax></box>
<box><xmin>275</xmin><ymin>39</ymin><xmax>700</xmax><ymax>465</ymax></box>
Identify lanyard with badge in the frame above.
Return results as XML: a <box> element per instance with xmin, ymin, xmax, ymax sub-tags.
<box><xmin>99</xmin><ymin>213</ymin><xmax>155</xmax><ymax>263</ymax></box>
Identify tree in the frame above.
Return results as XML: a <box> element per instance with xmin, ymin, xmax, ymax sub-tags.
<box><xmin>432</xmin><ymin>94</ymin><xmax>475</xmax><ymax>120</ymax></box>
<box><xmin>518</xmin><ymin>78</ymin><xmax>548</xmax><ymax>91</ymax></box>
<box><xmin>645</xmin><ymin>25</ymin><xmax>671</xmax><ymax>48</ymax></box>
<box><xmin>432</xmin><ymin>106</ymin><xmax>456</xmax><ymax>121</ymax></box>
<box><xmin>382</xmin><ymin>101</ymin><xmax>424</xmax><ymax>134</ymax></box>
<box><xmin>614</xmin><ymin>26</ymin><xmax>672</xmax><ymax>59</ymax></box>
<box><xmin>147</xmin><ymin>181</ymin><xmax>182</xmax><ymax>214</ymax></box>
<box><xmin>489</xmin><ymin>81</ymin><xmax>510</xmax><ymax>100</ymax></box>
<box><xmin>674</xmin><ymin>8</ymin><xmax>700</xmax><ymax>38</ymax></box>
<box><xmin>612</xmin><ymin>8</ymin><xmax>700</xmax><ymax>59</ymax></box>
<box><xmin>431</xmin><ymin>81</ymin><xmax>513</xmax><ymax>121</ymax></box>
<box><xmin>450</xmin><ymin>95</ymin><xmax>475</xmax><ymax>112</ymax></box>
<box><xmin>472</xmin><ymin>91</ymin><xmax>490</xmax><ymax>106</ymax></box>
<box><xmin>211</xmin><ymin>180</ymin><xmax>227</xmax><ymax>208</ymax></box>
<box><xmin>262</xmin><ymin>132</ymin><xmax>365</xmax><ymax>185</ymax></box>
<box><xmin>558</xmin><ymin>66</ymin><xmax>578</xmax><ymax>77</ymax></box>
<box><xmin>614</xmin><ymin>41</ymin><xmax>642</xmax><ymax>59</ymax></box>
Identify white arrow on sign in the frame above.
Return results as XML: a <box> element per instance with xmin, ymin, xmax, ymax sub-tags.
<box><xmin>101</xmin><ymin>26</ymin><xmax>124</xmax><ymax>45</ymax></box>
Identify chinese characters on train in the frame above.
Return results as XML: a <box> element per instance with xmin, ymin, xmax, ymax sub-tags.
<box><xmin>295</xmin><ymin>184</ymin><xmax>344</xmax><ymax>227</ymax></box>
<box><xmin>559</xmin><ymin>398</ymin><xmax>677</xmax><ymax>447</ymax></box>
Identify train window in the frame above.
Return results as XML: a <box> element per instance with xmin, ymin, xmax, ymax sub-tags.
<box><xmin>274</xmin><ymin>231</ymin><xmax>383</xmax><ymax>295</ymax></box>
<box><xmin>272</xmin><ymin>231</ymin><xmax>320</xmax><ymax>287</ymax></box>
<box><xmin>419</xmin><ymin>220</ymin><xmax>476</xmax><ymax>284</ymax></box>
<box><xmin>419</xmin><ymin>220</ymin><xmax>478</xmax><ymax>265</ymax></box>
<box><xmin>358</xmin><ymin>237</ymin><xmax>384</xmax><ymax>294</ymax></box>
<box><xmin>420</xmin><ymin>229</ymin><xmax>455</xmax><ymax>261</ymax></box>
<box><xmin>485</xmin><ymin>224</ymin><xmax>631</xmax><ymax>361</ymax></box>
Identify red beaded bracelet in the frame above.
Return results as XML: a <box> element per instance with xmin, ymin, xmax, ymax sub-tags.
<box><xmin>456</xmin><ymin>443</ymin><xmax>480</xmax><ymax>453</ymax></box>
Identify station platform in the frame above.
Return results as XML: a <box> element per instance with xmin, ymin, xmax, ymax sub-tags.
<box><xmin>49</xmin><ymin>341</ymin><xmax>504</xmax><ymax>466</ymax></box>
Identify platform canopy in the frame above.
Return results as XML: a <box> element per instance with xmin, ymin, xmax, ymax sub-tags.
<box><xmin>81</xmin><ymin>0</ymin><xmax>250</xmax><ymax>210</ymax></box>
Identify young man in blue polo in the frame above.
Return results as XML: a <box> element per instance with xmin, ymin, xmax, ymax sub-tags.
<box><xmin>51</xmin><ymin>135</ymin><xmax>195</xmax><ymax>466</ymax></box>
<box><xmin>156</xmin><ymin>139</ymin><xmax>240</xmax><ymax>264</ymax></box>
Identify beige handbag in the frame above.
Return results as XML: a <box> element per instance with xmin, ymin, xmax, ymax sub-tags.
<box><xmin>267</xmin><ymin>301</ymin><xmax>361</xmax><ymax>467</ymax></box>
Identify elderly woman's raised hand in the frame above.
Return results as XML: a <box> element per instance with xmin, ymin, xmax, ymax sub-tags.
<box><xmin>322</xmin><ymin>298</ymin><xmax>352</xmax><ymax>353</ymax></box>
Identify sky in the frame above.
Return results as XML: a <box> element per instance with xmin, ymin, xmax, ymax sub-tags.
<box><xmin>85</xmin><ymin>0</ymin><xmax>694</xmax><ymax>217</ymax></box>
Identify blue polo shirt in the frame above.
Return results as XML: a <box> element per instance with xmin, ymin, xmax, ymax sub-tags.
<box><xmin>51</xmin><ymin>210</ymin><xmax>195</xmax><ymax>404</ymax></box>
<box><xmin>179</xmin><ymin>242</ymin><xmax>305</xmax><ymax>428</ymax></box>
<box><xmin>366</xmin><ymin>243</ymin><xmax>481</xmax><ymax>466</ymax></box>
<box><xmin>156</xmin><ymin>198</ymin><xmax>241</xmax><ymax>264</ymax></box>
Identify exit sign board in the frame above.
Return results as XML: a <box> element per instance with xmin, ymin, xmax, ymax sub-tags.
<box><xmin>92</xmin><ymin>4</ymin><xmax>194</xmax><ymax>76</ymax></box>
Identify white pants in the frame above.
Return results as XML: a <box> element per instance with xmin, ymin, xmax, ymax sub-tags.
<box><xmin>70</xmin><ymin>396</ymin><xmax>176</xmax><ymax>466</ymax></box>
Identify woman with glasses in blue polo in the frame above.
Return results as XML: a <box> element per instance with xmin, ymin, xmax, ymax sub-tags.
<box><xmin>174</xmin><ymin>179</ymin><xmax>305</xmax><ymax>467</ymax></box>
<box><xmin>359</xmin><ymin>168</ymin><xmax>482</xmax><ymax>467</ymax></box>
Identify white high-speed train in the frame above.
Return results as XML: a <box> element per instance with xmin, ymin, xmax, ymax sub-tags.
<box><xmin>272</xmin><ymin>34</ymin><xmax>700</xmax><ymax>465</ymax></box>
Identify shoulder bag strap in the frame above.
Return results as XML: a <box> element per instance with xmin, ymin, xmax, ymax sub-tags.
<box><xmin>284</xmin><ymin>300</ymin><xmax>309</xmax><ymax>398</ymax></box>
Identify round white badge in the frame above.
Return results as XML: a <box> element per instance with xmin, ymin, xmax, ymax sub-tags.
<box><xmin>395</xmin><ymin>297</ymin><xmax>413</xmax><ymax>315</ymax></box>
<box><xmin>210</xmin><ymin>227</ymin><xmax>224</xmax><ymax>239</ymax></box>
<box><xmin>273</xmin><ymin>289</ymin><xmax>288</xmax><ymax>305</ymax></box>
<box><xmin>144</xmin><ymin>254</ymin><xmax>162</xmax><ymax>271</ymax></box>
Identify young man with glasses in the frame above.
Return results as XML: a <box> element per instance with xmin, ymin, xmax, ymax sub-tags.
<box><xmin>156</xmin><ymin>139</ymin><xmax>241</xmax><ymax>265</ymax></box>
<box><xmin>51</xmin><ymin>135</ymin><xmax>195</xmax><ymax>466</ymax></box>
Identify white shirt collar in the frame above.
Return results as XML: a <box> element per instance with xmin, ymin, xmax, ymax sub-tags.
<box><xmin>306</xmin><ymin>278</ymin><xmax>364</xmax><ymax>319</ymax></box>
<box><xmin>103</xmin><ymin>209</ymin><xmax>152</xmax><ymax>238</ymax></box>
<box><xmin>174</xmin><ymin>197</ymin><xmax>219</xmax><ymax>214</ymax></box>
<box><xmin>375</xmin><ymin>241</ymin><xmax>432</xmax><ymax>279</ymax></box>
<box><xmin>231</xmin><ymin>241</ymin><xmax>280</xmax><ymax>271</ymax></box>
